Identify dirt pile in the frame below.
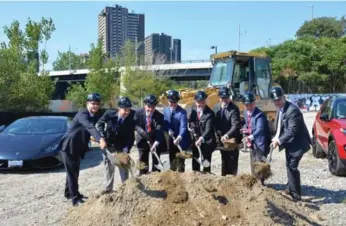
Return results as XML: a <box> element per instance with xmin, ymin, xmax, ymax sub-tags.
<box><xmin>64</xmin><ymin>171</ymin><xmax>322</xmax><ymax>226</ymax></box>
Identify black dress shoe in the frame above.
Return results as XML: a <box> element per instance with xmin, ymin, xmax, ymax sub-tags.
<box><xmin>78</xmin><ymin>193</ymin><xmax>88</xmax><ymax>200</ymax></box>
<box><xmin>290</xmin><ymin>193</ymin><xmax>302</xmax><ymax>202</ymax></box>
<box><xmin>72</xmin><ymin>198</ymin><xmax>85</xmax><ymax>207</ymax></box>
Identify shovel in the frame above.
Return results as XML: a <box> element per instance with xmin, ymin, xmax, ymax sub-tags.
<box><xmin>196</xmin><ymin>144</ymin><xmax>211</xmax><ymax>168</ymax></box>
<box><xmin>240</xmin><ymin>136</ymin><xmax>252</xmax><ymax>153</ymax></box>
<box><xmin>169</xmin><ymin>133</ymin><xmax>192</xmax><ymax>159</ymax></box>
<box><xmin>148</xmin><ymin>141</ymin><xmax>170</xmax><ymax>171</ymax></box>
<box><xmin>101</xmin><ymin>148</ymin><xmax>137</xmax><ymax>178</ymax></box>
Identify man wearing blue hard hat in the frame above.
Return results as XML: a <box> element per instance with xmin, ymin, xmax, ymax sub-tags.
<box><xmin>96</xmin><ymin>96</ymin><xmax>136</xmax><ymax>194</ymax></box>
<box><xmin>62</xmin><ymin>93</ymin><xmax>107</xmax><ymax>206</ymax></box>
<box><xmin>269</xmin><ymin>87</ymin><xmax>311</xmax><ymax>202</ymax></box>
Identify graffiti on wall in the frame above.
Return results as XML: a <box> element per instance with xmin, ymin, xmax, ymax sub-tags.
<box><xmin>286</xmin><ymin>93</ymin><xmax>346</xmax><ymax>112</ymax></box>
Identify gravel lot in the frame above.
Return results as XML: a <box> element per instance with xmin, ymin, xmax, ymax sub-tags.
<box><xmin>1</xmin><ymin>112</ymin><xmax>345</xmax><ymax>226</ymax></box>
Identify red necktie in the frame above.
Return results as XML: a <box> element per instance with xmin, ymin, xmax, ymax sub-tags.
<box><xmin>146</xmin><ymin>115</ymin><xmax>152</xmax><ymax>133</ymax></box>
<box><xmin>197</xmin><ymin>111</ymin><xmax>201</xmax><ymax>121</ymax></box>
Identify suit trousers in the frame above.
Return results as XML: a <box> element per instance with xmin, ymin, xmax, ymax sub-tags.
<box><xmin>138</xmin><ymin>146</ymin><xmax>161</xmax><ymax>175</ymax></box>
<box><xmin>168</xmin><ymin>138</ymin><xmax>185</xmax><ymax>172</ymax></box>
<box><xmin>220</xmin><ymin>149</ymin><xmax>239</xmax><ymax>176</ymax></box>
<box><xmin>103</xmin><ymin>147</ymin><xmax>129</xmax><ymax>192</ymax></box>
<box><xmin>285</xmin><ymin>149</ymin><xmax>303</xmax><ymax>197</ymax></box>
<box><xmin>191</xmin><ymin>144</ymin><xmax>212</xmax><ymax>173</ymax></box>
<box><xmin>62</xmin><ymin>151</ymin><xmax>81</xmax><ymax>202</ymax></box>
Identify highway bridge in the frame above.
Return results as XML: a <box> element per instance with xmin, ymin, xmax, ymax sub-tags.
<box><xmin>49</xmin><ymin>60</ymin><xmax>214</xmax><ymax>99</ymax></box>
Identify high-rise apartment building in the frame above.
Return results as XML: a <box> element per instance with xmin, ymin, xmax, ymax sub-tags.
<box><xmin>145</xmin><ymin>33</ymin><xmax>181</xmax><ymax>64</ymax></box>
<box><xmin>172</xmin><ymin>39</ymin><xmax>181</xmax><ymax>63</ymax></box>
<box><xmin>98</xmin><ymin>4</ymin><xmax>145</xmax><ymax>58</ymax></box>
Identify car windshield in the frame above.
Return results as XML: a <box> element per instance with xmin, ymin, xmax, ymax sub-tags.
<box><xmin>209</xmin><ymin>59</ymin><xmax>234</xmax><ymax>87</ymax></box>
<box><xmin>3</xmin><ymin>118</ymin><xmax>67</xmax><ymax>135</ymax></box>
<box><xmin>335</xmin><ymin>101</ymin><xmax>346</xmax><ymax>119</ymax></box>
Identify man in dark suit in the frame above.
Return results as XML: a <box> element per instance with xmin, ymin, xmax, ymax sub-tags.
<box><xmin>241</xmin><ymin>92</ymin><xmax>272</xmax><ymax>184</ymax></box>
<box><xmin>62</xmin><ymin>93</ymin><xmax>107</xmax><ymax>206</ymax></box>
<box><xmin>215</xmin><ymin>87</ymin><xmax>242</xmax><ymax>176</ymax></box>
<box><xmin>188</xmin><ymin>91</ymin><xmax>216</xmax><ymax>173</ymax></box>
<box><xmin>96</xmin><ymin>97</ymin><xmax>135</xmax><ymax>194</ymax></box>
<box><xmin>270</xmin><ymin>87</ymin><xmax>312</xmax><ymax>201</ymax></box>
<box><xmin>163</xmin><ymin>90</ymin><xmax>191</xmax><ymax>172</ymax></box>
<box><xmin>134</xmin><ymin>94</ymin><xmax>166</xmax><ymax>175</ymax></box>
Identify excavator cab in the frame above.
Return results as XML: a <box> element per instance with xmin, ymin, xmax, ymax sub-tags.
<box><xmin>209</xmin><ymin>51</ymin><xmax>272</xmax><ymax>101</ymax></box>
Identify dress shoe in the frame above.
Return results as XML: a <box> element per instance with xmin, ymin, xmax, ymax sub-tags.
<box><xmin>78</xmin><ymin>193</ymin><xmax>88</xmax><ymax>200</ymax></box>
<box><xmin>72</xmin><ymin>198</ymin><xmax>85</xmax><ymax>207</ymax></box>
<box><xmin>100</xmin><ymin>190</ymin><xmax>113</xmax><ymax>195</ymax></box>
<box><xmin>290</xmin><ymin>193</ymin><xmax>302</xmax><ymax>202</ymax></box>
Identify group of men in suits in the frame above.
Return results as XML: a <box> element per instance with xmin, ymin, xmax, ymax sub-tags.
<box><xmin>61</xmin><ymin>86</ymin><xmax>311</xmax><ymax>207</ymax></box>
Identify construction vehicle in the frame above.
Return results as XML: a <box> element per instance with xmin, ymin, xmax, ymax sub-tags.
<box><xmin>159</xmin><ymin>50</ymin><xmax>281</xmax><ymax>132</ymax></box>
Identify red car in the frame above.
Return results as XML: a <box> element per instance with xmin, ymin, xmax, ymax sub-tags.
<box><xmin>312</xmin><ymin>96</ymin><xmax>346</xmax><ymax>176</ymax></box>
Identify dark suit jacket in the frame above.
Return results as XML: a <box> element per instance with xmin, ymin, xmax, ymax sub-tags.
<box><xmin>95</xmin><ymin>109</ymin><xmax>135</xmax><ymax>152</ymax></box>
<box><xmin>189</xmin><ymin>106</ymin><xmax>216</xmax><ymax>149</ymax></box>
<box><xmin>243</xmin><ymin>107</ymin><xmax>271</xmax><ymax>155</ymax></box>
<box><xmin>163</xmin><ymin>105</ymin><xmax>191</xmax><ymax>150</ymax></box>
<box><xmin>61</xmin><ymin>109</ymin><xmax>103</xmax><ymax>158</ymax></box>
<box><xmin>275</xmin><ymin>101</ymin><xmax>312</xmax><ymax>157</ymax></box>
<box><xmin>134</xmin><ymin>108</ymin><xmax>166</xmax><ymax>151</ymax></box>
<box><xmin>215</xmin><ymin>102</ymin><xmax>242</xmax><ymax>144</ymax></box>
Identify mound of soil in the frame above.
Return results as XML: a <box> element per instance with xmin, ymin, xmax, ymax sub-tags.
<box><xmin>253</xmin><ymin>162</ymin><xmax>272</xmax><ymax>180</ymax></box>
<box><xmin>64</xmin><ymin>171</ymin><xmax>322</xmax><ymax>226</ymax></box>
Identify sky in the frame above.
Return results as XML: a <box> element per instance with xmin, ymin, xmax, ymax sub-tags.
<box><xmin>0</xmin><ymin>1</ymin><xmax>345</xmax><ymax>71</ymax></box>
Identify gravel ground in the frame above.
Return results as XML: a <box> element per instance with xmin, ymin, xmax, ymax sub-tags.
<box><xmin>1</xmin><ymin>112</ymin><xmax>345</xmax><ymax>226</ymax></box>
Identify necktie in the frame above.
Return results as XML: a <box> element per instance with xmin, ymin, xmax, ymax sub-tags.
<box><xmin>146</xmin><ymin>115</ymin><xmax>152</xmax><ymax>133</ymax></box>
<box><xmin>197</xmin><ymin>111</ymin><xmax>201</xmax><ymax>121</ymax></box>
<box><xmin>221</xmin><ymin>107</ymin><xmax>226</xmax><ymax>120</ymax></box>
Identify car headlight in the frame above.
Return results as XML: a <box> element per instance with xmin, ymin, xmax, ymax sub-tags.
<box><xmin>44</xmin><ymin>143</ymin><xmax>60</xmax><ymax>153</ymax></box>
<box><xmin>339</xmin><ymin>128</ymin><xmax>346</xmax><ymax>135</ymax></box>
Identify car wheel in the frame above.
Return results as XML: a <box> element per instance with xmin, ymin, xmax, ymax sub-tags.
<box><xmin>328</xmin><ymin>140</ymin><xmax>346</xmax><ymax>176</ymax></box>
<box><xmin>312</xmin><ymin>131</ymin><xmax>326</xmax><ymax>158</ymax></box>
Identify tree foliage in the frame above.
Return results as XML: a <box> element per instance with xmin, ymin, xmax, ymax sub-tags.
<box><xmin>296</xmin><ymin>16</ymin><xmax>346</xmax><ymax>38</ymax></box>
<box><xmin>52</xmin><ymin>51</ymin><xmax>87</xmax><ymax>71</ymax></box>
<box><xmin>66</xmin><ymin>39</ymin><xmax>119</xmax><ymax>108</ymax></box>
<box><xmin>0</xmin><ymin>17</ymin><xmax>55</xmax><ymax>111</ymax></box>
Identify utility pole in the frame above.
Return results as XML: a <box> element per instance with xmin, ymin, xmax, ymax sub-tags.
<box><xmin>308</xmin><ymin>4</ymin><xmax>314</xmax><ymax>20</ymax></box>
<box><xmin>238</xmin><ymin>25</ymin><xmax>247</xmax><ymax>51</ymax></box>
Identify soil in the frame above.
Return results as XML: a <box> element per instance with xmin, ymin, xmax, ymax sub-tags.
<box><xmin>176</xmin><ymin>151</ymin><xmax>193</xmax><ymax>159</ymax></box>
<box><xmin>253</xmin><ymin>162</ymin><xmax>272</xmax><ymax>180</ymax></box>
<box><xmin>64</xmin><ymin>171</ymin><xmax>322</xmax><ymax>226</ymax></box>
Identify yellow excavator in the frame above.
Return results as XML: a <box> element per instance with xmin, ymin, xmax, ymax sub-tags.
<box><xmin>159</xmin><ymin>50</ymin><xmax>281</xmax><ymax>132</ymax></box>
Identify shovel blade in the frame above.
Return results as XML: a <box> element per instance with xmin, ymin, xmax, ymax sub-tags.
<box><xmin>195</xmin><ymin>157</ymin><xmax>203</xmax><ymax>165</ymax></box>
<box><xmin>202</xmin><ymin>160</ymin><xmax>211</xmax><ymax>168</ymax></box>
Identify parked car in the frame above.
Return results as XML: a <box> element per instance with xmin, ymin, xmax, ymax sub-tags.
<box><xmin>312</xmin><ymin>96</ymin><xmax>346</xmax><ymax>176</ymax></box>
<box><xmin>0</xmin><ymin>116</ymin><xmax>70</xmax><ymax>169</ymax></box>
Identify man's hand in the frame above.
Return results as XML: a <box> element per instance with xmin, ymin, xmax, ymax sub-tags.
<box><xmin>99</xmin><ymin>138</ymin><xmax>107</xmax><ymax>150</ymax></box>
<box><xmin>122</xmin><ymin>147</ymin><xmax>129</xmax><ymax>153</ymax></box>
<box><xmin>168</xmin><ymin>130</ymin><xmax>175</xmax><ymax>137</ymax></box>
<box><xmin>150</xmin><ymin>141</ymin><xmax>159</xmax><ymax>152</ymax></box>
<box><xmin>221</xmin><ymin>134</ymin><xmax>229</xmax><ymax>142</ymax></box>
<box><xmin>270</xmin><ymin>139</ymin><xmax>280</xmax><ymax>149</ymax></box>
<box><xmin>173</xmin><ymin>136</ymin><xmax>182</xmax><ymax>145</ymax></box>
<box><xmin>195</xmin><ymin>136</ymin><xmax>203</xmax><ymax>146</ymax></box>
<box><xmin>240</xmin><ymin>128</ymin><xmax>250</xmax><ymax>135</ymax></box>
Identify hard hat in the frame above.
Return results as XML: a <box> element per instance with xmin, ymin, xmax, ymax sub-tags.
<box><xmin>218</xmin><ymin>87</ymin><xmax>230</xmax><ymax>99</ymax></box>
<box><xmin>87</xmin><ymin>93</ymin><xmax>101</xmax><ymax>102</ymax></box>
<box><xmin>194</xmin><ymin>90</ymin><xmax>208</xmax><ymax>101</ymax></box>
<box><xmin>143</xmin><ymin>94</ymin><xmax>158</xmax><ymax>106</ymax></box>
<box><xmin>118</xmin><ymin>96</ymin><xmax>132</xmax><ymax>108</ymax></box>
<box><xmin>269</xmin><ymin>87</ymin><xmax>284</xmax><ymax>101</ymax></box>
<box><xmin>167</xmin><ymin>90</ymin><xmax>180</xmax><ymax>103</ymax></box>
<box><xmin>242</xmin><ymin>92</ymin><xmax>256</xmax><ymax>104</ymax></box>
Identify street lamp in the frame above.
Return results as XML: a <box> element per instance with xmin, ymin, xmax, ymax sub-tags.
<box><xmin>210</xmin><ymin>46</ymin><xmax>217</xmax><ymax>54</ymax></box>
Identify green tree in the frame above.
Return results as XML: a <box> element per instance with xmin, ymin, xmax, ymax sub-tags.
<box><xmin>52</xmin><ymin>51</ymin><xmax>87</xmax><ymax>71</ymax></box>
<box><xmin>296</xmin><ymin>16</ymin><xmax>346</xmax><ymax>38</ymax></box>
<box><xmin>66</xmin><ymin>39</ymin><xmax>120</xmax><ymax>108</ymax></box>
<box><xmin>120</xmin><ymin>41</ymin><xmax>174</xmax><ymax>106</ymax></box>
<box><xmin>0</xmin><ymin>18</ymin><xmax>55</xmax><ymax>111</ymax></box>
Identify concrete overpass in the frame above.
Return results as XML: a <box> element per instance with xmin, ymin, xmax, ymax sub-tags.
<box><xmin>48</xmin><ymin>60</ymin><xmax>214</xmax><ymax>99</ymax></box>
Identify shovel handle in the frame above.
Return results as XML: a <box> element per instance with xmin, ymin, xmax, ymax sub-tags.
<box><xmin>267</xmin><ymin>146</ymin><xmax>274</xmax><ymax>163</ymax></box>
